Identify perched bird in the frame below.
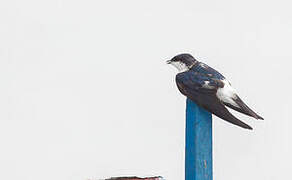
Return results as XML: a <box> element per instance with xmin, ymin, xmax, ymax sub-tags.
<box><xmin>167</xmin><ymin>53</ymin><xmax>263</xmax><ymax>130</ymax></box>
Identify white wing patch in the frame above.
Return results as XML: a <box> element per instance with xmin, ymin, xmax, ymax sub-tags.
<box><xmin>199</xmin><ymin>63</ymin><xmax>208</xmax><ymax>68</ymax></box>
<box><xmin>216</xmin><ymin>79</ymin><xmax>239</xmax><ymax>107</ymax></box>
<box><xmin>202</xmin><ymin>81</ymin><xmax>215</xmax><ymax>89</ymax></box>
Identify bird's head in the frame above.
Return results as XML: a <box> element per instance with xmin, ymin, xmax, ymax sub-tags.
<box><xmin>166</xmin><ymin>53</ymin><xmax>197</xmax><ymax>72</ymax></box>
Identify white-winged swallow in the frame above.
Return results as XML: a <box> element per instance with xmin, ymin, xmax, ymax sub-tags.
<box><xmin>167</xmin><ymin>53</ymin><xmax>263</xmax><ymax>130</ymax></box>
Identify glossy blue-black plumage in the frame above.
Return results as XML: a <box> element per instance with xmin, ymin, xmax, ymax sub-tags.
<box><xmin>192</xmin><ymin>62</ymin><xmax>225</xmax><ymax>80</ymax></box>
<box><xmin>176</xmin><ymin>62</ymin><xmax>225</xmax><ymax>94</ymax></box>
<box><xmin>175</xmin><ymin>62</ymin><xmax>253</xmax><ymax>129</ymax></box>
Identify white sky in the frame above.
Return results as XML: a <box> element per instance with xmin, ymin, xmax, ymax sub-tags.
<box><xmin>0</xmin><ymin>0</ymin><xmax>291</xmax><ymax>180</ymax></box>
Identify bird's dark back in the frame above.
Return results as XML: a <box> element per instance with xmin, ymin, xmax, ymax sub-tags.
<box><xmin>190</xmin><ymin>62</ymin><xmax>225</xmax><ymax>80</ymax></box>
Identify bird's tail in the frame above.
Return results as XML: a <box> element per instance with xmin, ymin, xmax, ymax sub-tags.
<box><xmin>201</xmin><ymin>97</ymin><xmax>253</xmax><ymax>130</ymax></box>
<box><xmin>230</xmin><ymin>95</ymin><xmax>264</xmax><ymax>120</ymax></box>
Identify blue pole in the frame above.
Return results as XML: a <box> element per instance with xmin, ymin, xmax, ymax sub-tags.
<box><xmin>185</xmin><ymin>98</ymin><xmax>213</xmax><ymax>180</ymax></box>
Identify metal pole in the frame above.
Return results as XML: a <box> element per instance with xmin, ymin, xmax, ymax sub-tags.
<box><xmin>185</xmin><ymin>98</ymin><xmax>213</xmax><ymax>180</ymax></box>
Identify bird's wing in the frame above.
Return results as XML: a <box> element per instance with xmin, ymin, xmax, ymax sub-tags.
<box><xmin>197</xmin><ymin>62</ymin><xmax>264</xmax><ymax>120</ymax></box>
<box><xmin>223</xmin><ymin>95</ymin><xmax>264</xmax><ymax>120</ymax></box>
<box><xmin>176</xmin><ymin>71</ymin><xmax>253</xmax><ymax>130</ymax></box>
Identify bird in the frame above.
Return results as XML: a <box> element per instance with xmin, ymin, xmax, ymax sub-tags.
<box><xmin>167</xmin><ymin>53</ymin><xmax>263</xmax><ymax>130</ymax></box>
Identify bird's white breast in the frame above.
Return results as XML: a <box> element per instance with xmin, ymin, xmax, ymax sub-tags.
<box><xmin>170</xmin><ymin>61</ymin><xmax>189</xmax><ymax>72</ymax></box>
<box><xmin>216</xmin><ymin>79</ymin><xmax>239</xmax><ymax>107</ymax></box>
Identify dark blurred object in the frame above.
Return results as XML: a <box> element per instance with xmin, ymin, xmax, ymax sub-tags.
<box><xmin>105</xmin><ymin>176</ymin><xmax>163</xmax><ymax>180</ymax></box>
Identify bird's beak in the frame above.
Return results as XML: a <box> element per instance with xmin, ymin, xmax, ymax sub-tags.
<box><xmin>166</xmin><ymin>60</ymin><xmax>171</xmax><ymax>64</ymax></box>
